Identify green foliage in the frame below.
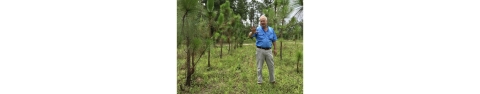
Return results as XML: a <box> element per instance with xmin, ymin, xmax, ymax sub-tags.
<box><xmin>273</xmin><ymin>0</ymin><xmax>282</xmax><ymax>7</ymax></box>
<box><xmin>278</xmin><ymin>38</ymin><xmax>284</xmax><ymax>42</ymax></box>
<box><xmin>289</xmin><ymin>17</ymin><xmax>297</xmax><ymax>26</ymax></box>
<box><xmin>177</xmin><ymin>33</ymin><xmax>183</xmax><ymax>49</ymax></box>
<box><xmin>207</xmin><ymin>0</ymin><xmax>214</xmax><ymax>12</ymax></box>
<box><xmin>232</xmin><ymin>0</ymin><xmax>248</xmax><ymax>21</ymax></box>
<box><xmin>248</xmin><ymin>0</ymin><xmax>261</xmax><ymax>26</ymax></box>
<box><xmin>280</xmin><ymin>0</ymin><xmax>291</xmax><ymax>18</ymax></box>
<box><xmin>264</xmin><ymin>8</ymin><xmax>274</xmax><ymax>23</ymax></box>
<box><xmin>192</xmin><ymin>37</ymin><xmax>201</xmax><ymax>50</ymax></box>
<box><xmin>263</xmin><ymin>0</ymin><xmax>273</xmax><ymax>7</ymax></box>
<box><xmin>219</xmin><ymin>1</ymin><xmax>231</xmax><ymax>16</ymax></box>
<box><xmin>234</xmin><ymin>14</ymin><xmax>241</xmax><ymax>21</ymax></box>
<box><xmin>211</xmin><ymin>11</ymin><xmax>217</xmax><ymax>18</ymax></box>
<box><xmin>221</xmin><ymin>36</ymin><xmax>226</xmax><ymax>41</ymax></box>
<box><xmin>295</xmin><ymin>0</ymin><xmax>303</xmax><ymax>7</ymax></box>
<box><xmin>179</xmin><ymin>0</ymin><xmax>198</xmax><ymax>12</ymax></box>
<box><xmin>197</xmin><ymin>18</ymin><xmax>210</xmax><ymax>37</ymax></box>
<box><xmin>217</xmin><ymin>13</ymin><xmax>224</xmax><ymax>25</ymax></box>
<box><xmin>214</xmin><ymin>32</ymin><xmax>220</xmax><ymax>39</ymax></box>
<box><xmin>296</xmin><ymin>51</ymin><xmax>303</xmax><ymax>62</ymax></box>
<box><xmin>231</xmin><ymin>14</ymin><xmax>241</xmax><ymax>26</ymax></box>
<box><xmin>205</xmin><ymin>39</ymin><xmax>213</xmax><ymax>50</ymax></box>
<box><xmin>228</xmin><ymin>10</ymin><xmax>233</xmax><ymax>17</ymax></box>
<box><xmin>295</xmin><ymin>25</ymin><xmax>301</xmax><ymax>34</ymax></box>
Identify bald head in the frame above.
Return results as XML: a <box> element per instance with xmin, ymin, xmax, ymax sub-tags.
<box><xmin>260</xmin><ymin>15</ymin><xmax>268</xmax><ymax>29</ymax></box>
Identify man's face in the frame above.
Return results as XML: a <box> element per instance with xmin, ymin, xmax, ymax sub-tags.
<box><xmin>260</xmin><ymin>18</ymin><xmax>267</xmax><ymax>28</ymax></box>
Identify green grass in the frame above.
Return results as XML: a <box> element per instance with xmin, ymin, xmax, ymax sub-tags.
<box><xmin>177</xmin><ymin>40</ymin><xmax>303</xmax><ymax>94</ymax></box>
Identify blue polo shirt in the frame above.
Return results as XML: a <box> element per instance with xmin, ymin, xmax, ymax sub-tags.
<box><xmin>251</xmin><ymin>26</ymin><xmax>277</xmax><ymax>48</ymax></box>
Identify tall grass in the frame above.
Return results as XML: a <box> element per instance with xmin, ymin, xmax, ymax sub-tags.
<box><xmin>178</xmin><ymin>40</ymin><xmax>303</xmax><ymax>94</ymax></box>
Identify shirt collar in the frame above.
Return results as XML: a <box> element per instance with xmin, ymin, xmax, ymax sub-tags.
<box><xmin>260</xmin><ymin>26</ymin><xmax>269</xmax><ymax>32</ymax></box>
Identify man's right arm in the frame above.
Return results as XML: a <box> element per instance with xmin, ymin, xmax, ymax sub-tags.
<box><xmin>248</xmin><ymin>32</ymin><xmax>254</xmax><ymax>38</ymax></box>
<box><xmin>249</xmin><ymin>26</ymin><xmax>257</xmax><ymax>38</ymax></box>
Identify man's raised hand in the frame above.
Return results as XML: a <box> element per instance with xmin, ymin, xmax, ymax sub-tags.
<box><xmin>251</xmin><ymin>26</ymin><xmax>257</xmax><ymax>34</ymax></box>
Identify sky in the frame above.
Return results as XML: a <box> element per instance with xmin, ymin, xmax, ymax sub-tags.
<box><xmin>243</xmin><ymin>0</ymin><xmax>303</xmax><ymax>26</ymax></box>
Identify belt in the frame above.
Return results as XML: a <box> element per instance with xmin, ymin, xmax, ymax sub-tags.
<box><xmin>257</xmin><ymin>46</ymin><xmax>271</xmax><ymax>50</ymax></box>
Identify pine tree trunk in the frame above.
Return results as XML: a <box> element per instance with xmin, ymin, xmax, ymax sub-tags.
<box><xmin>280</xmin><ymin>41</ymin><xmax>283</xmax><ymax>60</ymax></box>
<box><xmin>290</xmin><ymin>51</ymin><xmax>292</xmax><ymax>57</ymax></box>
<box><xmin>185</xmin><ymin>43</ymin><xmax>191</xmax><ymax>86</ymax></box>
<box><xmin>208</xmin><ymin>22</ymin><xmax>213</xmax><ymax>68</ymax></box>
<box><xmin>186</xmin><ymin>67</ymin><xmax>192</xmax><ymax>86</ymax></box>
<box><xmin>183</xmin><ymin>10</ymin><xmax>190</xmax><ymax>86</ymax></box>
<box><xmin>280</xmin><ymin>20</ymin><xmax>284</xmax><ymax>60</ymax></box>
<box><xmin>187</xmin><ymin>49</ymin><xmax>197</xmax><ymax>86</ymax></box>
<box><xmin>208</xmin><ymin>48</ymin><xmax>211</xmax><ymax>67</ymax></box>
<box><xmin>228</xmin><ymin>36</ymin><xmax>231</xmax><ymax>54</ymax></box>
<box><xmin>233</xmin><ymin>36</ymin><xmax>237</xmax><ymax>49</ymax></box>
<box><xmin>297</xmin><ymin>60</ymin><xmax>299</xmax><ymax>73</ymax></box>
<box><xmin>295</xmin><ymin>38</ymin><xmax>297</xmax><ymax>45</ymax></box>
<box><xmin>220</xmin><ymin>39</ymin><xmax>223</xmax><ymax>58</ymax></box>
<box><xmin>191</xmin><ymin>50</ymin><xmax>195</xmax><ymax>69</ymax></box>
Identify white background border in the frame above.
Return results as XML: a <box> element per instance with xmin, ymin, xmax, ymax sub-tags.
<box><xmin>1</xmin><ymin>0</ymin><xmax>480</xmax><ymax>94</ymax></box>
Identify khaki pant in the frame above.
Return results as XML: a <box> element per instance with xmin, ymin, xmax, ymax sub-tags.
<box><xmin>256</xmin><ymin>48</ymin><xmax>275</xmax><ymax>83</ymax></box>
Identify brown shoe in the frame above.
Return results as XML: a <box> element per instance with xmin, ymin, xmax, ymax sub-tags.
<box><xmin>270</xmin><ymin>81</ymin><xmax>276</xmax><ymax>84</ymax></box>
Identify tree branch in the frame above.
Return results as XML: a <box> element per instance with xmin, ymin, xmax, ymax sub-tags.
<box><xmin>193</xmin><ymin>47</ymin><xmax>208</xmax><ymax>67</ymax></box>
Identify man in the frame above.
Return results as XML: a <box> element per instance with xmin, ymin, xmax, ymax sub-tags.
<box><xmin>248</xmin><ymin>15</ymin><xmax>277</xmax><ymax>84</ymax></box>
